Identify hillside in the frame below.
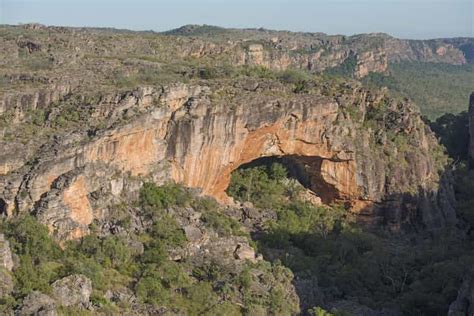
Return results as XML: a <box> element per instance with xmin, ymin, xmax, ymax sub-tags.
<box><xmin>0</xmin><ymin>24</ymin><xmax>474</xmax><ymax>315</ymax></box>
<box><xmin>364</xmin><ymin>62</ymin><xmax>474</xmax><ymax>119</ymax></box>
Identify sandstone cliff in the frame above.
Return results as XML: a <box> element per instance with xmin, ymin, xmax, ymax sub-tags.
<box><xmin>0</xmin><ymin>24</ymin><xmax>461</xmax><ymax>242</ymax></box>
<box><xmin>0</xmin><ymin>79</ymin><xmax>455</xmax><ymax>241</ymax></box>
<box><xmin>0</xmin><ymin>24</ymin><xmax>468</xmax><ymax>316</ymax></box>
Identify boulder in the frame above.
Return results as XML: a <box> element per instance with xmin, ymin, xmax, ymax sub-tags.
<box><xmin>51</xmin><ymin>274</ymin><xmax>92</xmax><ymax>307</ymax></box>
<box><xmin>105</xmin><ymin>287</ymin><xmax>138</xmax><ymax>305</ymax></box>
<box><xmin>184</xmin><ymin>225</ymin><xmax>203</xmax><ymax>243</ymax></box>
<box><xmin>233</xmin><ymin>243</ymin><xmax>258</xmax><ymax>262</ymax></box>
<box><xmin>18</xmin><ymin>291</ymin><xmax>57</xmax><ymax>316</ymax></box>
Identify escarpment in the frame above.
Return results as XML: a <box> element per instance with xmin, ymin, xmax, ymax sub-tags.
<box><xmin>0</xmin><ymin>79</ymin><xmax>456</xmax><ymax>241</ymax></box>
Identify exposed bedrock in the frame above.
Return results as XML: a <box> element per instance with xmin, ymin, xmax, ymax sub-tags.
<box><xmin>0</xmin><ymin>82</ymin><xmax>456</xmax><ymax>241</ymax></box>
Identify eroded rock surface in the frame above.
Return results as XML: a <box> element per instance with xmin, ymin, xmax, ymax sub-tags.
<box><xmin>17</xmin><ymin>291</ymin><xmax>57</xmax><ymax>316</ymax></box>
<box><xmin>0</xmin><ymin>233</ymin><xmax>14</xmax><ymax>271</ymax></box>
<box><xmin>51</xmin><ymin>274</ymin><xmax>92</xmax><ymax>307</ymax></box>
<box><xmin>0</xmin><ymin>80</ymin><xmax>456</xmax><ymax>241</ymax></box>
<box><xmin>0</xmin><ymin>268</ymin><xmax>14</xmax><ymax>299</ymax></box>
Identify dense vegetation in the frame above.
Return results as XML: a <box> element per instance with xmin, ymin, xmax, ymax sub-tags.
<box><xmin>428</xmin><ymin>111</ymin><xmax>470</xmax><ymax>162</ymax></box>
<box><xmin>0</xmin><ymin>183</ymin><xmax>297</xmax><ymax>315</ymax></box>
<box><xmin>363</xmin><ymin>62</ymin><xmax>474</xmax><ymax>119</ymax></box>
<box><xmin>324</xmin><ymin>54</ymin><xmax>358</xmax><ymax>78</ymax></box>
<box><xmin>428</xmin><ymin>111</ymin><xmax>474</xmax><ymax>232</ymax></box>
<box><xmin>227</xmin><ymin>160</ymin><xmax>474</xmax><ymax>315</ymax></box>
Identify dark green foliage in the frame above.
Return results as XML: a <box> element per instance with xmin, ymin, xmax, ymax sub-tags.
<box><xmin>308</xmin><ymin>306</ymin><xmax>334</xmax><ymax>316</ymax></box>
<box><xmin>113</xmin><ymin>66</ymin><xmax>183</xmax><ymax>88</ymax></box>
<box><xmin>1</xmin><ymin>184</ymin><xmax>297</xmax><ymax>314</ymax></box>
<box><xmin>163</xmin><ymin>24</ymin><xmax>227</xmax><ymax>37</ymax></box>
<box><xmin>278</xmin><ymin>68</ymin><xmax>311</xmax><ymax>84</ymax></box>
<box><xmin>364</xmin><ymin>62</ymin><xmax>474</xmax><ymax>119</ymax></box>
<box><xmin>428</xmin><ymin>113</ymin><xmax>474</xmax><ymax>230</ymax></box>
<box><xmin>227</xmin><ymin>160</ymin><xmax>474</xmax><ymax>315</ymax></box>
<box><xmin>1</xmin><ymin>215</ymin><xmax>63</xmax><ymax>296</ymax></box>
<box><xmin>70</xmin><ymin>235</ymin><xmax>133</xmax><ymax>269</ymax></box>
<box><xmin>149</xmin><ymin>215</ymin><xmax>187</xmax><ymax>248</ymax></box>
<box><xmin>140</xmin><ymin>182</ymin><xmax>191</xmax><ymax>210</ymax></box>
<box><xmin>238</xmin><ymin>65</ymin><xmax>276</xmax><ymax>79</ymax></box>
<box><xmin>201</xmin><ymin>210</ymin><xmax>243</xmax><ymax>237</ymax></box>
<box><xmin>324</xmin><ymin>54</ymin><xmax>357</xmax><ymax>77</ymax></box>
<box><xmin>3</xmin><ymin>215</ymin><xmax>61</xmax><ymax>260</ymax></box>
<box><xmin>198</xmin><ymin>66</ymin><xmax>218</xmax><ymax>79</ymax></box>
<box><xmin>428</xmin><ymin>111</ymin><xmax>469</xmax><ymax>161</ymax></box>
<box><xmin>453</xmin><ymin>163</ymin><xmax>474</xmax><ymax>229</ymax></box>
<box><xmin>227</xmin><ymin>162</ymin><xmax>288</xmax><ymax>209</ymax></box>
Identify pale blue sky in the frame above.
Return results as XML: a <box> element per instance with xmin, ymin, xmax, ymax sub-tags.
<box><xmin>0</xmin><ymin>0</ymin><xmax>472</xmax><ymax>39</ymax></box>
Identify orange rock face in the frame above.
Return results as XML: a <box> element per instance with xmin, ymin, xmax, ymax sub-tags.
<box><xmin>84</xmin><ymin>127</ymin><xmax>162</xmax><ymax>176</ymax></box>
<box><xmin>1</xmin><ymin>83</ymin><xmax>456</xmax><ymax>241</ymax></box>
<box><xmin>63</xmin><ymin>175</ymin><xmax>93</xmax><ymax>227</ymax></box>
<box><xmin>166</xmin><ymin>95</ymin><xmax>360</xmax><ymax>206</ymax></box>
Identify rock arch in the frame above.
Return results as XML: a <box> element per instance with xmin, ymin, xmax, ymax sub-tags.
<box><xmin>228</xmin><ymin>155</ymin><xmax>344</xmax><ymax>205</ymax></box>
<box><xmin>165</xmin><ymin>99</ymin><xmax>359</xmax><ymax>205</ymax></box>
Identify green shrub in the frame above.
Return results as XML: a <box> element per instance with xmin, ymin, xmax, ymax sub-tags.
<box><xmin>4</xmin><ymin>215</ymin><xmax>62</xmax><ymax>261</ymax></box>
<box><xmin>278</xmin><ymin>68</ymin><xmax>311</xmax><ymax>84</ymax></box>
<box><xmin>324</xmin><ymin>54</ymin><xmax>357</xmax><ymax>77</ymax></box>
<box><xmin>201</xmin><ymin>210</ymin><xmax>243</xmax><ymax>237</ymax></box>
<box><xmin>149</xmin><ymin>215</ymin><xmax>187</xmax><ymax>248</ymax></box>
<box><xmin>239</xmin><ymin>65</ymin><xmax>276</xmax><ymax>79</ymax></box>
<box><xmin>428</xmin><ymin>111</ymin><xmax>469</xmax><ymax>161</ymax></box>
<box><xmin>364</xmin><ymin>62</ymin><xmax>474</xmax><ymax>119</ymax></box>
<box><xmin>140</xmin><ymin>182</ymin><xmax>191</xmax><ymax>210</ymax></box>
<box><xmin>227</xmin><ymin>162</ymin><xmax>288</xmax><ymax>209</ymax></box>
<box><xmin>308</xmin><ymin>306</ymin><xmax>334</xmax><ymax>316</ymax></box>
<box><xmin>198</xmin><ymin>67</ymin><xmax>218</xmax><ymax>79</ymax></box>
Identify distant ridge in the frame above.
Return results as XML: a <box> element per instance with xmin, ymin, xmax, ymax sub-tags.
<box><xmin>162</xmin><ymin>24</ymin><xmax>228</xmax><ymax>36</ymax></box>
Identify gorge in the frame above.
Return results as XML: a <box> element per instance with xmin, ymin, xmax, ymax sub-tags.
<box><xmin>0</xmin><ymin>24</ymin><xmax>473</xmax><ymax>315</ymax></box>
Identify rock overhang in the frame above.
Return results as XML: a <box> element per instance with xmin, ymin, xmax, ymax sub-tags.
<box><xmin>0</xmin><ymin>81</ymin><xmax>457</xmax><ymax>241</ymax></box>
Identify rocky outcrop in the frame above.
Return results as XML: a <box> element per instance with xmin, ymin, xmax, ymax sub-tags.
<box><xmin>0</xmin><ymin>80</ymin><xmax>456</xmax><ymax>242</ymax></box>
<box><xmin>92</xmin><ymin>195</ymin><xmax>300</xmax><ymax>314</ymax></box>
<box><xmin>0</xmin><ymin>268</ymin><xmax>14</xmax><ymax>298</ymax></box>
<box><xmin>469</xmin><ymin>92</ymin><xmax>474</xmax><ymax>168</ymax></box>
<box><xmin>165</xmin><ymin>25</ymin><xmax>472</xmax><ymax>69</ymax></box>
<box><xmin>354</xmin><ymin>48</ymin><xmax>388</xmax><ymax>78</ymax></box>
<box><xmin>385</xmin><ymin>38</ymin><xmax>467</xmax><ymax>64</ymax></box>
<box><xmin>0</xmin><ymin>82</ymin><xmax>74</xmax><ymax>119</ymax></box>
<box><xmin>51</xmin><ymin>274</ymin><xmax>92</xmax><ymax>307</ymax></box>
<box><xmin>236</xmin><ymin>43</ymin><xmax>388</xmax><ymax>77</ymax></box>
<box><xmin>2</xmin><ymin>24</ymin><xmax>470</xmax><ymax>101</ymax></box>
<box><xmin>0</xmin><ymin>233</ymin><xmax>14</xmax><ymax>271</ymax></box>
<box><xmin>17</xmin><ymin>291</ymin><xmax>57</xmax><ymax>316</ymax></box>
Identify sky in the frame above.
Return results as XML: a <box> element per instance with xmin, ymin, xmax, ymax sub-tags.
<box><xmin>0</xmin><ymin>0</ymin><xmax>472</xmax><ymax>39</ymax></box>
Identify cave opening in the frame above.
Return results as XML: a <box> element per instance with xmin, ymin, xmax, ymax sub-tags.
<box><xmin>0</xmin><ymin>199</ymin><xmax>7</xmax><ymax>217</ymax></box>
<box><xmin>226</xmin><ymin>155</ymin><xmax>340</xmax><ymax>206</ymax></box>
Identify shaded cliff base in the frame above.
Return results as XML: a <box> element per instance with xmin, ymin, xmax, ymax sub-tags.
<box><xmin>225</xmin><ymin>158</ymin><xmax>474</xmax><ymax>315</ymax></box>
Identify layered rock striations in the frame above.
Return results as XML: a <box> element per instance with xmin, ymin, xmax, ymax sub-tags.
<box><xmin>0</xmin><ymin>79</ymin><xmax>456</xmax><ymax>241</ymax></box>
<box><xmin>0</xmin><ymin>24</ymin><xmax>462</xmax><ymax>243</ymax></box>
